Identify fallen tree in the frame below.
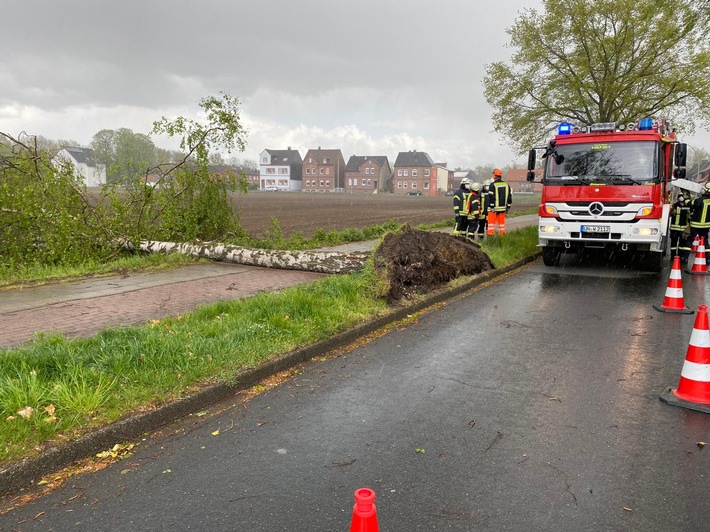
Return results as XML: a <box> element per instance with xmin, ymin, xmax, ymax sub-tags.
<box><xmin>137</xmin><ymin>240</ymin><xmax>370</xmax><ymax>274</ymax></box>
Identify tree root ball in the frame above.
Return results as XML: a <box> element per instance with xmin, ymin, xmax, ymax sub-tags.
<box><xmin>373</xmin><ymin>225</ymin><xmax>495</xmax><ymax>303</ymax></box>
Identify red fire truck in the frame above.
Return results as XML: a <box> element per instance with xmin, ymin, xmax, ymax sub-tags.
<box><xmin>527</xmin><ymin>118</ymin><xmax>688</xmax><ymax>271</ymax></box>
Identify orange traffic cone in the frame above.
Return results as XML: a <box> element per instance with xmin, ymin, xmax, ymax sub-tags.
<box><xmin>687</xmin><ymin>237</ymin><xmax>710</xmax><ymax>275</ymax></box>
<box><xmin>350</xmin><ymin>488</ymin><xmax>379</xmax><ymax>532</ymax></box>
<box><xmin>691</xmin><ymin>235</ymin><xmax>700</xmax><ymax>252</ymax></box>
<box><xmin>653</xmin><ymin>256</ymin><xmax>694</xmax><ymax>314</ymax></box>
<box><xmin>660</xmin><ymin>304</ymin><xmax>710</xmax><ymax>414</ymax></box>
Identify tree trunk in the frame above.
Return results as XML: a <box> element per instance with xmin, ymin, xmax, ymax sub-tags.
<box><xmin>137</xmin><ymin>240</ymin><xmax>369</xmax><ymax>274</ymax></box>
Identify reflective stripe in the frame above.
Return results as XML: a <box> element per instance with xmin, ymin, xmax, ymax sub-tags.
<box><xmin>688</xmin><ymin>326</ymin><xmax>710</xmax><ymax>349</ymax></box>
<box><xmin>680</xmin><ymin>360</ymin><xmax>710</xmax><ymax>382</ymax></box>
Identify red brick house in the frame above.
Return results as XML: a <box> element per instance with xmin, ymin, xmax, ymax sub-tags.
<box><xmin>344</xmin><ymin>156</ymin><xmax>391</xmax><ymax>193</ymax></box>
<box><xmin>302</xmin><ymin>148</ymin><xmax>346</xmax><ymax>192</ymax></box>
<box><xmin>392</xmin><ymin>151</ymin><xmax>441</xmax><ymax>196</ymax></box>
<box><xmin>506</xmin><ymin>168</ymin><xmax>543</xmax><ymax>193</ymax></box>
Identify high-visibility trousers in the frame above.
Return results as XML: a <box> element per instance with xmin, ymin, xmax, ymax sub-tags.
<box><xmin>487</xmin><ymin>211</ymin><xmax>507</xmax><ymax>236</ymax></box>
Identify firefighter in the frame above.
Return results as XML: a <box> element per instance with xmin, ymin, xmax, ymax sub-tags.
<box><xmin>478</xmin><ymin>179</ymin><xmax>491</xmax><ymax>239</ymax></box>
<box><xmin>465</xmin><ymin>182</ymin><xmax>483</xmax><ymax>241</ymax></box>
<box><xmin>689</xmin><ymin>183</ymin><xmax>710</xmax><ymax>264</ymax></box>
<box><xmin>669</xmin><ymin>192</ymin><xmax>691</xmax><ymax>264</ymax></box>
<box><xmin>486</xmin><ymin>169</ymin><xmax>513</xmax><ymax>236</ymax></box>
<box><xmin>453</xmin><ymin>178</ymin><xmax>471</xmax><ymax>236</ymax></box>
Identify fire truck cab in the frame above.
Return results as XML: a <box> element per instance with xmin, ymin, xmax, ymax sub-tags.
<box><xmin>527</xmin><ymin>118</ymin><xmax>688</xmax><ymax>272</ymax></box>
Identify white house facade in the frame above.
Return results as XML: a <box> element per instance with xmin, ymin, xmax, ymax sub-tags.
<box><xmin>55</xmin><ymin>147</ymin><xmax>106</xmax><ymax>187</ymax></box>
<box><xmin>259</xmin><ymin>148</ymin><xmax>303</xmax><ymax>191</ymax></box>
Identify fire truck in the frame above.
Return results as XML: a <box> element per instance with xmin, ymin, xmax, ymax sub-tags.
<box><xmin>526</xmin><ymin>118</ymin><xmax>688</xmax><ymax>271</ymax></box>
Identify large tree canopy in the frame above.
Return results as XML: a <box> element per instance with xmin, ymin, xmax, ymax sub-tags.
<box><xmin>483</xmin><ymin>0</ymin><xmax>710</xmax><ymax>153</ymax></box>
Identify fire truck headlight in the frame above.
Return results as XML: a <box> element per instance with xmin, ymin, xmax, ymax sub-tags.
<box><xmin>540</xmin><ymin>225</ymin><xmax>560</xmax><ymax>234</ymax></box>
<box><xmin>544</xmin><ymin>205</ymin><xmax>558</xmax><ymax>215</ymax></box>
<box><xmin>636</xmin><ymin>206</ymin><xmax>653</xmax><ymax>216</ymax></box>
<box><xmin>633</xmin><ymin>227</ymin><xmax>658</xmax><ymax>236</ymax></box>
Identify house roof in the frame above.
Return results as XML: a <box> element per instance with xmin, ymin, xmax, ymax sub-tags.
<box><xmin>345</xmin><ymin>155</ymin><xmax>389</xmax><ymax>172</ymax></box>
<box><xmin>393</xmin><ymin>150</ymin><xmax>434</xmax><ymax>167</ymax></box>
<box><xmin>304</xmin><ymin>148</ymin><xmax>344</xmax><ymax>164</ymax></box>
<box><xmin>63</xmin><ymin>147</ymin><xmax>97</xmax><ymax>167</ymax></box>
<box><xmin>209</xmin><ymin>164</ymin><xmax>259</xmax><ymax>176</ymax></box>
<box><xmin>265</xmin><ymin>149</ymin><xmax>303</xmax><ymax>165</ymax></box>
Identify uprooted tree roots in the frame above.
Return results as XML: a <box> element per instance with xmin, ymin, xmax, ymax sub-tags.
<box><xmin>373</xmin><ymin>225</ymin><xmax>495</xmax><ymax>303</ymax></box>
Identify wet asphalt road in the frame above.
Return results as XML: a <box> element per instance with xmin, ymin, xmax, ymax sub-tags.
<box><xmin>3</xmin><ymin>256</ymin><xmax>710</xmax><ymax>531</ymax></box>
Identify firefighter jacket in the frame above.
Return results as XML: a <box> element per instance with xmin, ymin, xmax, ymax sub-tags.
<box><xmin>466</xmin><ymin>192</ymin><xmax>481</xmax><ymax>220</ymax></box>
<box><xmin>453</xmin><ymin>187</ymin><xmax>470</xmax><ymax>217</ymax></box>
<box><xmin>690</xmin><ymin>196</ymin><xmax>710</xmax><ymax>229</ymax></box>
<box><xmin>488</xmin><ymin>180</ymin><xmax>513</xmax><ymax>213</ymax></box>
<box><xmin>670</xmin><ymin>199</ymin><xmax>690</xmax><ymax>231</ymax></box>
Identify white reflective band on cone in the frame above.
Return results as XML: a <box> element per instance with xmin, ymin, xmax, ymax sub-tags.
<box><xmin>680</xmin><ymin>360</ymin><xmax>710</xmax><ymax>382</ymax></box>
<box><xmin>688</xmin><ymin>327</ymin><xmax>710</xmax><ymax>348</ymax></box>
<box><xmin>665</xmin><ymin>287</ymin><xmax>684</xmax><ymax>298</ymax></box>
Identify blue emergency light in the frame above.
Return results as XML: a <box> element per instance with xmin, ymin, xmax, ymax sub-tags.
<box><xmin>638</xmin><ymin>118</ymin><xmax>654</xmax><ymax>130</ymax></box>
<box><xmin>558</xmin><ymin>123</ymin><xmax>573</xmax><ymax>135</ymax></box>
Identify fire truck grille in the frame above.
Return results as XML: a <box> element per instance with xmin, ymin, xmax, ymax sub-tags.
<box><xmin>571</xmin><ymin>232</ymin><xmax>623</xmax><ymax>240</ymax></box>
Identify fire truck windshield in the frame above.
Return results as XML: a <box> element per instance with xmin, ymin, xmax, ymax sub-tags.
<box><xmin>545</xmin><ymin>140</ymin><xmax>658</xmax><ymax>185</ymax></box>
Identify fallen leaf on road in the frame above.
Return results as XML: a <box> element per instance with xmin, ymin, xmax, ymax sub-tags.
<box><xmin>698</xmin><ymin>441</ymin><xmax>706</xmax><ymax>448</ymax></box>
<box><xmin>212</xmin><ymin>430</ymin><xmax>220</xmax><ymax>436</ymax></box>
<box><xmin>415</xmin><ymin>448</ymin><xmax>426</xmax><ymax>454</ymax></box>
<box><xmin>623</xmin><ymin>507</ymin><xmax>633</xmax><ymax>512</ymax></box>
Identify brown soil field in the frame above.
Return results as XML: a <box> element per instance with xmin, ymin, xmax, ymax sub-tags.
<box><xmin>231</xmin><ymin>192</ymin><xmax>539</xmax><ymax>238</ymax></box>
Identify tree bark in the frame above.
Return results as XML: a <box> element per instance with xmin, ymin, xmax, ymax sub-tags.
<box><xmin>137</xmin><ymin>240</ymin><xmax>369</xmax><ymax>274</ymax></box>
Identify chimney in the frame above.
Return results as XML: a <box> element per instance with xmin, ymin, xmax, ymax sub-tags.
<box><xmin>287</xmin><ymin>146</ymin><xmax>291</xmax><ymax>150</ymax></box>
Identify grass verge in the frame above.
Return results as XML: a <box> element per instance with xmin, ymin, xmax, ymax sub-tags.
<box><xmin>0</xmin><ymin>225</ymin><xmax>539</xmax><ymax>465</ymax></box>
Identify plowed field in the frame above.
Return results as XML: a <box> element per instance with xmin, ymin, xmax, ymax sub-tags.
<box><xmin>231</xmin><ymin>192</ymin><xmax>538</xmax><ymax>238</ymax></box>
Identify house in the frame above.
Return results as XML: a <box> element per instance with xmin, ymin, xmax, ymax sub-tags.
<box><xmin>392</xmin><ymin>150</ymin><xmax>441</xmax><ymax>196</ymax></box>
<box><xmin>259</xmin><ymin>148</ymin><xmax>303</xmax><ymax>191</ymax></box>
<box><xmin>209</xmin><ymin>165</ymin><xmax>260</xmax><ymax>188</ymax></box>
<box><xmin>506</xmin><ymin>168</ymin><xmax>543</xmax><ymax>193</ymax></box>
<box><xmin>452</xmin><ymin>170</ymin><xmax>476</xmax><ymax>190</ymax></box>
<box><xmin>435</xmin><ymin>165</ymin><xmax>453</xmax><ymax>193</ymax></box>
<box><xmin>54</xmin><ymin>147</ymin><xmax>106</xmax><ymax>187</ymax></box>
<box><xmin>344</xmin><ymin>155</ymin><xmax>391</xmax><ymax>193</ymax></box>
<box><xmin>302</xmin><ymin>148</ymin><xmax>346</xmax><ymax>192</ymax></box>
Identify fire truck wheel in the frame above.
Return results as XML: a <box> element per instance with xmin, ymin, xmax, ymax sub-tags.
<box><xmin>542</xmin><ymin>246</ymin><xmax>561</xmax><ymax>267</ymax></box>
<box><xmin>642</xmin><ymin>251</ymin><xmax>663</xmax><ymax>273</ymax></box>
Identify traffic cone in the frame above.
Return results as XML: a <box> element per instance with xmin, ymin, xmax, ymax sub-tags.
<box><xmin>687</xmin><ymin>237</ymin><xmax>710</xmax><ymax>275</ymax></box>
<box><xmin>350</xmin><ymin>488</ymin><xmax>379</xmax><ymax>532</ymax></box>
<box><xmin>691</xmin><ymin>235</ymin><xmax>700</xmax><ymax>253</ymax></box>
<box><xmin>653</xmin><ymin>256</ymin><xmax>694</xmax><ymax>314</ymax></box>
<box><xmin>660</xmin><ymin>304</ymin><xmax>710</xmax><ymax>414</ymax></box>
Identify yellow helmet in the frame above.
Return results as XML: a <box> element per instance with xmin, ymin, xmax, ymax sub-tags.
<box><xmin>470</xmin><ymin>182</ymin><xmax>482</xmax><ymax>192</ymax></box>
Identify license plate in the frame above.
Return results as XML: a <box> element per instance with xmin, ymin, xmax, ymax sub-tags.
<box><xmin>581</xmin><ymin>225</ymin><xmax>610</xmax><ymax>233</ymax></box>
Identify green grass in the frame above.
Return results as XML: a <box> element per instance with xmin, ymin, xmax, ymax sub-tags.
<box><xmin>0</xmin><ymin>226</ymin><xmax>539</xmax><ymax>464</ymax></box>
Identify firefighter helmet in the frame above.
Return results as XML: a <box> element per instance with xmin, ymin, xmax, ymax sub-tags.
<box><xmin>470</xmin><ymin>182</ymin><xmax>482</xmax><ymax>192</ymax></box>
<box><xmin>483</xmin><ymin>179</ymin><xmax>492</xmax><ymax>187</ymax></box>
<box><xmin>460</xmin><ymin>177</ymin><xmax>470</xmax><ymax>185</ymax></box>
<box><xmin>704</xmin><ymin>183</ymin><xmax>710</xmax><ymax>194</ymax></box>
<box><xmin>493</xmin><ymin>168</ymin><xmax>503</xmax><ymax>179</ymax></box>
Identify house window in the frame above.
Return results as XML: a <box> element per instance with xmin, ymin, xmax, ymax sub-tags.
<box><xmin>326</xmin><ymin>180</ymin><xmax>330</xmax><ymax>186</ymax></box>
<box><xmin>309</xmin><ymin>158</ymin><xmax>313</xmax><ymax>163</ymax></box>
<box><xmin>412</xmin><ymin>169</ymin><xmax>418</xmax><ymax>176</ymax></box>
<box><xmin>306</xmin><ymin>168</ymin><xmax>310</xmax><ymax>174</ymax></box>
<box><xmin>262</xmin><ymin>157</ymin><xmax>267</xmax><ymax>163</ymax></box>
<box><xmin>397</xmin><ymin>169</ymin><xmax>402</xmax><ymax>176</ymax></box>
<box><xmin>320</xmin><ymin>168</ymin><xmax>324</xmax><ymax>174</ymax></box>
<box><xmin>305</xmin><ymin>180</ymin><xmax>310</xmax><ymax>187</ymax></box>
<box><xmin>397</xmin><ymin>181</ymin><xmax>402</xmax><ymax>188</ymax></box>
<box><xmin>266</xmin><ymin>168</ymin><xmax>275</xmax><ymax>174</ymax></box>
<box><xmin>348</xmin><ymin>178</ymin><xmax>352</xmax><ymax>186</ymax></box>
<box><xmin>424</xmin><ymin>182</ymin><xmax>430</xmax><ymax>189</ymax></box>
<box><xmin>424</xmin><ymin>169</ymin><xmax>430</xmax><ymax>177</ymax></box>
<box><xmin>367</xmin><ymin>179</ymin><xmax>371</xmax><ymax>186</ymax></box>
<box><xmin>279</xmin><ymin>168</ymin><xmax>288</xmax><ymax>174</ymax></box>
<box><xmin>404</xmin><ymin>169</ymin><xmax>409</xmax><ymax>177</ymax></box>
<box><xmin>403</xmin><ymin>181</ymin><xmax>408</xmax><ymax>188</ymax></box>
<box><xmin>412</xmin><ymin>182</ymin><xmax>417</xmax><ymax>189</ymax></box>
<box><xmin>353</xmin><ymin>178</ymin><xmax>358</xmax><ymax>187</ymax></box>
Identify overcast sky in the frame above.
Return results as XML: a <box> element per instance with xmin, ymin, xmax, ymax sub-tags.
<box><xmin>2</xmin><ymin>0</ymin><xmax>708</xmax><ymax>170</ymax></box>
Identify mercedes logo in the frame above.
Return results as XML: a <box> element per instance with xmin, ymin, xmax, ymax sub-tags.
<box><xmin>589</xmin><ymin>202</ymin><xmax>604</xmax><ymax>216</ymax></box>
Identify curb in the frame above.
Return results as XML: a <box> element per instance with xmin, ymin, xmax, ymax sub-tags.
<box><xmin>0</xmin><ymin>252</ymin><xmax>541</xmax><ymax>496</ymax></box>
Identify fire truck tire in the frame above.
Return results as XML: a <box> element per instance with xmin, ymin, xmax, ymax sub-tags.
<box><xmin>542</xmin><ymin>246</ymin><xmax>561</xmax><ymax>266</ymax></box>
<box><xmin>642</xmin><ymin>251</ymin><xmax>663</xmax><ymax>273</ymax></box>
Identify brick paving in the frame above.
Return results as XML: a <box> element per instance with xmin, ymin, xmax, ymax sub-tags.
<box><xmin>0</xmin><ymin>264</ymin><xmax>325</xmax><ymax>349</ymax></box>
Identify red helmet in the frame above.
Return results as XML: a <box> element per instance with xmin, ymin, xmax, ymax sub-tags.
<box><xmin>493</xmin><ymin>168</ymin><xmax>503</xmax><ymax>179</ymax></box>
